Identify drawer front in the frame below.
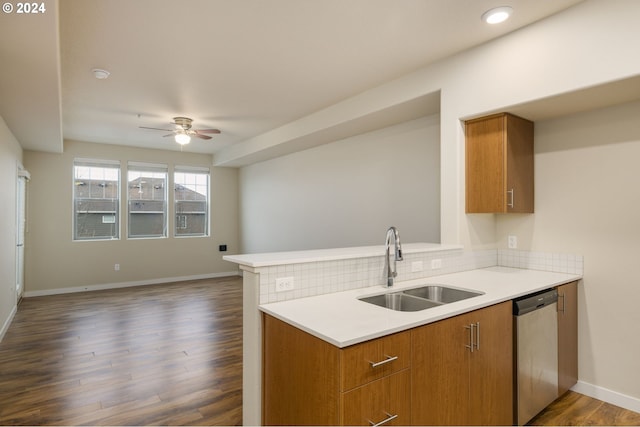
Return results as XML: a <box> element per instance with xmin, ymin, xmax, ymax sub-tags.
<box><xmin>341</xmin><ymin>330</ymin><xmax>410</xmax><ymax>391</ymax></box>
<box><xmin>341</xmin><ymin>369</ymin><xmax>410</xmax><ymax>426</ymax></box>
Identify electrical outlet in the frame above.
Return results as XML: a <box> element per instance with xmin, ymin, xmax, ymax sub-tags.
<box><xmin>114</xmin><ymin>263</ymin><xmax>120</xmax><ymax>271</ymax></box>
<box><xmin>411</xmin><ymin>261</ymin><xmax>424</xmax><ymax>273</ymax></box>
<box><xmin>431</xmin><ymin>259</ymin><xmax>442</xmax><ymax>269</ymax></box>
<box><xmin>275</xmin><ymin>277</ymin><xmax>295</xmax><ymax>292</ymax></box>
<box><xmin>508</xmin><ymin>235</ymin><xmax>518</xmax><ymax>249</ymax></box>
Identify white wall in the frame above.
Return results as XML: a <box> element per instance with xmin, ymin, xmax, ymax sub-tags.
<box><xmin>497</xmin><ymin>99</ymin><xmax>640</xmax><ymax>403</ymax></box>
<box><xmin>0</xmin><ymin>115</ymin><xmax>23</xmax><ymax>339</ymax></box>
<box><xmin>236</xmin><ymin>0</ymin><xmax>640</xmax><ymax>408</ymax></box>
<box><xmin>23</xmin><ymin>140</ymin><xmax>239</xmax><ymax>294</ymax></box>
<box><xmin>239</xmin><ymin>116</ymin><xmax>440</xmax><ymax>253</ymax></box>
<box><xmin>226</xmin><ymin>1</ymin><xmax>640</xmax><ymax>250</ymax></box>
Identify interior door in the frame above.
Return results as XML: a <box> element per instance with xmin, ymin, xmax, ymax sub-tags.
<box><xmin>16</xmin><ymin>173</ymin><xmax>27</xmax><ymax>301</ymax></box>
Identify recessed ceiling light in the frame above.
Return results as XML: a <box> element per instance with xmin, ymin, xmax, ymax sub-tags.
<box><xmin>92</xmin><ymin>68</ymin><xmax>110</xmax><ymax>79</ymax></box>
<box><xmin>482</xmin><ymin>6</ymin><xmax>513</xmax><ymax>24</ymax></box>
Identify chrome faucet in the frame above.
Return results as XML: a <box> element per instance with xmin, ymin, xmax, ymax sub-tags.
<box><xmin>383</xmin><ymin>226</ymin><xmax>403</xmax><ymax>288</ymax></box>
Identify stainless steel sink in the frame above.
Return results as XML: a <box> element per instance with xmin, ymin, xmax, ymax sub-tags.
<box><xmin>359</xmin><ymin>292</ymin><xmax>443</xmax><ymax>312</ymax></box>
<box><xmin>403</xmin><ymin>285</ymin><xmax>484</xmax><ymax>304</ymax></box>
<box><xmin>359</xmin><ymin>284</ymin><xmax>483</xmax><ymax>312</ymax></box>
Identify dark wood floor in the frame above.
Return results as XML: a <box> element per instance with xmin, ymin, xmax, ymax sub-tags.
<box><xmin>0</xmin><ymin>277</ymin><xmax>243</xmax><ymax>426</ymax></box>
<box><xmin>530</xmin><ymin>390</ymin><xmax>640</xmax><ymax>426</ymax></box>
<box><xmin>2</xmin><ymin>276</ymin><xmax>640</xmax><ymax>426</ymax></box>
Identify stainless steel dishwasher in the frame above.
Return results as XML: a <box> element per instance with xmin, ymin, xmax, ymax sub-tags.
<box><xmin>513</xmin><ymin>288</ymin><xmax>559</xmax><ymax>425</ymax></box>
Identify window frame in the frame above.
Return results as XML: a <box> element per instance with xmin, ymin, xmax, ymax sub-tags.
<box><xmin>174</xmin><ymin>165</ymin><xmax>210</xmax><ymax>238</ymax></box>
<box><xmin>72</xmin><ymin>158</ymin><xmax>121</xmax><ymax>242</ymax></box>
<box><xmin>126</xmin><ymin>161</ymin><xmax>169</xmax><ymax>240</ymax></box>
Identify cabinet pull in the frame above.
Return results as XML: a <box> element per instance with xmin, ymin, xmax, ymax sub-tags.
<box><xmin>558</xmin><ymin>293</ymin><xmax>566</xmax><ymax>314</ymax></box>
<box><xmin>475</xmin><ymin>322</ymin><xmax>480</xmax><ymax>351</ymax></box>
<box><xmin>465</xmin><ymin>324</ymin><xmax>475</xmax><ymax>352</ymax></box>
<box><xmin>369</xmin><ymin>355</ymin><xmax>398</xmax><ymax>368</ymax></box>
<box><xmin>369</xmin><ymin>412</ymin><xmax>398</xmax><ymax>426</ymax></box>
<box><xmin>507</xmin><ymin>189</ymin><xmax>515</xmax><ymax>208</ymax></box>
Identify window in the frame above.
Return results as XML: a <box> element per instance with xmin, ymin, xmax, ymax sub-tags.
<box><xmin>73</xmin><ymin>159</ymin><xmax>120</xmax><ymax>241</ymax></box>
<box><xmin>127</xmin><ymin>162</ymin><xmax>168</xmax><ymax>238</ymax></box>
<box><xmin>174</xmin><ymin>166</ymin><xmax>209</xmax><ymax>237</ymax></box>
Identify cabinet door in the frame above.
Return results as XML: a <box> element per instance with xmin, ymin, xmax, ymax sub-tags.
<box><xmin>557</xmin><ymin>281</ymin><xmax>578</xmax><ymax>395</ymax></box>
<box><xmin>341</xmin><ymin>370</ymin><xmax>410</xmax><ymax>426</ymax></box>
<box><xmin>505</xmin><ymin>114</ymin><xmax>534</xmax><ymax>213</ymax></box>
<box><xmin>411</xmin><ymin>314</ymin><xmax>471</xmax><ymax>425</ymax></box>
<box><xmin>466</xmin><ymin>114</ymin><xmax>506</xmax><ymax>213</ymax></box>
<box><xmin>468</xmin><ymin>301</ymin><xmax>514</xmax><ymax>426</ymax></box>
<box><xmin>411</xmin><ymin>302</ymin><xmax>513</xmax><ymax>426</ymax></box>
<box><xmin>263</xmin><ymin>315</ymin><xmax>340</xmax><ymax>426</ymax></box>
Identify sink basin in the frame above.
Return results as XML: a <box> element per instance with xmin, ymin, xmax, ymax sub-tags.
<box><xmin>359</xmin><ymin>292</ymin><xmax>443</xmax><ymax>312</ymax></box>
<box><xmin>403</xmin><ymin>285</ymin><xmax>484</xmax><ymax>304</ymax></box>
<box><xmin>359</xmin><ymin>285</ymin><xmax>483</xmax><ymax>312</ymax></box>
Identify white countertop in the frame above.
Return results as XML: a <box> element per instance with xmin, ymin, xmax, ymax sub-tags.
<box><xmin>259</xmin><ymin>266</ymin><xmax>581</xmax><ymax>348</ymax></box>
<box><xmin>223</xmin><ymin>242</ymin><xmax>463</xmax><ymax>268</ymax></box>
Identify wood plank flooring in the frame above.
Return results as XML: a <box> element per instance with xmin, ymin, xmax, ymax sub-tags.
<box><xmin>0</xmin><ymin>277</ymin><xmax>243</xmax><ymax>426</ymax></box>
<box><xmin>530</xmin><ymin>391</ymin><xmax>640</xmax><ymax>426</ymax></box>
<box><xmin>2</xmin><ymin>276</ymin><xmax>640</xmax><ymax>426</ymax></box>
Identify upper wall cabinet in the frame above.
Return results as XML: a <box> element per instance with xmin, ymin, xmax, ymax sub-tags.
<box><xmin>465</xmin><ymin>113</ymin><xmax>534</xmax><ymax>213</ymax></box>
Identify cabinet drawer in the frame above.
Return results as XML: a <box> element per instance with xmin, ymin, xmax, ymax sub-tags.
<box><xmin>341</xmin><ymin>369</ymin><xmax>410</xmax><ymax>426</ymax></box>
<box><xmin>341</xmin><ymin>330</ymin><xmax>410</xmax><ymax>391</ymax></box>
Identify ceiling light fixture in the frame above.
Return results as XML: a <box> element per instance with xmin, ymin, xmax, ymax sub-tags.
<box><xmin>92</xmin><ymin>68</ymin><xmax>111</xmax><ymax>79</ymax></box>
<box><xmin>482</xmin><ymin>6</ymin><xmax>513</xmax><ymax>24</ymax></box>
<box><xmin>175</xmin><ymin>132</ymin><xmax>191</xmax><ymax>145</ymax></box>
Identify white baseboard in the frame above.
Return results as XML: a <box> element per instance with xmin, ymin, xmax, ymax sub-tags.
<box><xmin>23</xmin><ymin>271</ymin><xmax>241</xmax><ymax>298</ymax></box>
<box><xmin>572</xmin><ymin>380</ymin><xmax>640</xmax><ymax>413</ymax></box>
<box><xmin>0</xmin><ymin>304</ymin><xmax>17</xmax><ymax>343</ymax></box>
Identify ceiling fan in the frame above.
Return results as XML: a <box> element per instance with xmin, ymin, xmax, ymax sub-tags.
<box><xmin>140</xmin><ymin>117</ymin><xmax>221</xmax><ymax>145</ymax></box>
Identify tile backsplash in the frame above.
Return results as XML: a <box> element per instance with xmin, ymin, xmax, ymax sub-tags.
<box><xmin>257</xmin><ymin>248</ymin><xmax>583</xmax><ymax>304</ymax></box>
<box><xmin>498</xmin><ymin>249</ymin><xmax>583</xmax><ymax>275</ymax></box>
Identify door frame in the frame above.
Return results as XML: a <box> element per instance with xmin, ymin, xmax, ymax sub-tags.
<box><xmin>16</xmin><ymin>166</ymin><xmax>29</xmax><ymax>302</ymax></box>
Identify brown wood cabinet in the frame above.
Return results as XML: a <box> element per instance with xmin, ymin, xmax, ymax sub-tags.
<box><xmin>557</xmin><ymin>281</ymin><xmax>578</xmax><ymax>395</ymax></box>
<box><xmin>263</xmin><ymin>301</ymin><xmax>513</xmax><ymax>426</ymax></box>
<box><xmin>465</xmin><ymin>113</ymin><xmax>534</xmax><ymax>213</ymax></box>
<box><xmin>263</xmin><ymin>314</ymin><xmax>410</xmax><ymax>426</ymax></box>
<box><xmin>411</xmin><ymin>301</ymin><xmax>514</xmax><ymax>426</ymax></box>
<box><xmin>263</xmin><ymin>314</ymin><xmax>340</xmax><ymax>425</ymax></box>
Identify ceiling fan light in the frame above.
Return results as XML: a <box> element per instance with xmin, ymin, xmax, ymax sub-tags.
<box><xmin>482</xmin><ymin>6</ymin><xmax>513</xmax><ymax>24</ymax></box>
<box><xmin>175</xmin><ymin>133</ymin><xmax>191</xmax><ymax>145</ymax></box>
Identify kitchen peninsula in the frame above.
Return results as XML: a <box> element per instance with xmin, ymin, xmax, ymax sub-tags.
<box><xmin>224</xmin><ymin>244</ymin><xmax>582</xmax><ymax>425</ymax></box>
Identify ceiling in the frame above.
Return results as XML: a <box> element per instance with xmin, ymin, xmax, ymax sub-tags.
<box><xmin>1</xmin><ymin>0</ymin><xmax>586</xmax><ymax>159</ymax></box>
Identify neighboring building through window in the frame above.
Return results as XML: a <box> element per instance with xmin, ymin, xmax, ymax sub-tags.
<box><xmin>127</xmin><ymin>162</ymin><xmax>168</xmax><ymax>239</ymax></box>
<box><xmin>174</xmin><ymin>166</ymin><xmax>209</xmax><ymax>237</ymax></box>
<box><xmin>73</xmin><ymin>159</ymin><xmax>120</xmax><ymax>241</ymax></box>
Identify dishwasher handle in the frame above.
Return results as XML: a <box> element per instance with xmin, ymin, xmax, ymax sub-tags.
<box><xmin>514</xmin><ymin>288</ymin><xmax>558</xmax><ymax>316</ymax></box>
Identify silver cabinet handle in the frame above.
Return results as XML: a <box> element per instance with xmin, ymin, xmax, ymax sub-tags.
<box><xmin>558</xmin><ymin>293</ymin><xmax>566</xmax><ymax>314</ymax></box>
<box><xmin>475</xmin><ymin>322</ymin><xmax>480</xmax><ymax>351</ymax></box>
<box><xmin>465</xmin><ymin>324</ymin><xmax>475</xmax><ymax>352</ymax></box>
<box><xmin>369</xmin><ymin>412</ymin><xmax>398</xmax><ymax>426</ymax></box>
<box><xmin>507</xmin><ymin>189</ymin><xmax>515</xmax><ymax>208</ymax></box>
<box><xmin>369</xmin><ymin>355</ymin><xmax>398</xmax><ymax>368</ymax></box>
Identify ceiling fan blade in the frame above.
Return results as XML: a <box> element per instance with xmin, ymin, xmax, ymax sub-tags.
<box><xmin>163</xmin><ymin>133</ymin><xmax>175</xmax><ymax>138</ymax></box>
<box><xmin>140</xmin><ymin>126</ymin><xmax>175</xmax><ymax>132</ymax></box>
<box><xmin>193</xmin><ymin>133</ymin><xmax>213</xmax><ymax>140</ymax></box>
<box><xmin>195</xmin><ymin>129</ymin><xmax>221</xmax><ymax>134</ymax></box>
